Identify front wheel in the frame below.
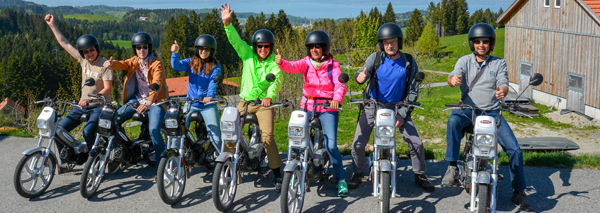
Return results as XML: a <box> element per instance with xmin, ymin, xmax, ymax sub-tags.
<box><xmin>380</xmin><ymin>171</ymin><xmax>391</xmax><ymax>213</ymax></box>
<box><xmin>280</xmin><ymin>168</ymin><xmax>304</xmax><ymax>213</ymax></box>
<box><xmin>212</xmin><ymin>159</ymin><xmax>237</xmax><ymax>212</ymax></box>
<box><xmin>80</xmin><ymin>152</ymin><xmax>106</xmax><ymax>198</ymax></box>
<box><xmin>13</xmin><ymin>151</ymin><xmax>56</xmax><ymax>198</ymax></box>
<box><xmin>477</xmin><ymin>183</ymin><xmax>490</xmax><ymax>213</ymax></box>
<box><xmin>157</xmin><ymin>153</ymin><xmax>186</xmax><ymax>205</ymax></box>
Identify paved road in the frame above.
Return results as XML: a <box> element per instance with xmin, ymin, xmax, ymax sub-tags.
<box><xmin>2</xmin><ymin>135</ymin><xmax>599</xmax><ymax>212</ymax></box>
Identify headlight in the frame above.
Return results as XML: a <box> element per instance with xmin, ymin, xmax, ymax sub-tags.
<box><xmin>221</xmin><ymin>121</ymin><xmax>235</xmax><ymax>131</ymax></box>
<box><xmin>476</xmin><ymin>134</ymin><xmax>494</xmax><ymax>146</ymax></box>
<box><xmin>377</xmin><ymin>126</ymin><xmax>394</xmax><ymax>137</ymax></box>
<box><xmin>37</xmin><ymin>121</ymin><xmax>47</xmax><ymax>129</ymax></box>
<box><xmin>99</xmin><ymin>119</ymin><xmax>111</xmax><ymax>129</ymax></box>
<box><xmin>288</xmin><ymin>126</ymin><xmax>304</xmax><ymax>137</ymax></box>
<box><xmin>165</xmin><ymin>119</ymin><xmax>178</xmax><ymax>128</ymax></box>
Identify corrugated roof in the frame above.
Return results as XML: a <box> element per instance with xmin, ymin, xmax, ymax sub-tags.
<box><xmin>0</xmin><ymin>97</ymin><xmax>25</xmax><ymax>114</ymax></box>
<box><xmin>583</xmin><ymin>0</ymin><xmax>600</xmax><ymax>18</ymax></box>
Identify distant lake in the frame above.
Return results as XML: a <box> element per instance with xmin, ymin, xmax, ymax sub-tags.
<box><xmin>27</xmin><ymin>0</ymin><xmax>511</xmax><ymax>19</ymax></box>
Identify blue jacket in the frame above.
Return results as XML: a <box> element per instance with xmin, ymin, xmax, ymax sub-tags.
<box><xmin>171</xmin><ymin>52</ymin><xmax>221</xmax><ymax>108</ymax></box>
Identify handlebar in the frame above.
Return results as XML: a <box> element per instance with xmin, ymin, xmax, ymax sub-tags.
<box><xmin>348</xmin><ymin>98</ymin><xmax>423</xmax><ymax>110</ymax></box>
<box><xmin>269</xmin><ymin>100</ymin><xmax>294</xmax><ymax>110</ymax></box>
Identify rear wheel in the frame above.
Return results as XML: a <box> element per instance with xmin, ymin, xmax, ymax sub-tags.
<box><xmin>13</xmin><ymin>151</ymin><xmax>56</xmax><ymax>198</ymax></box>
<box><xmin>80</xmin><ymin>152</ymin><xmax>105</xmax><ymax>198</ymax></box>
<box><xmin>380</xmin><ymin>171</ymin><xmax>391</xmax><ymax>213</ymax></box>
<box><xmin>280</xmin><ymin>168</ymin><xmax>304</xmax><ymax>213</ymax></box>
<box><xmin>212</xmin><ymin>159</ymin><xmax>237</xmax><ymax>211</ymax></box>
<box><xmin>157</xmin><ymin>152</ymin><xmax>186</xmax><ymax>205</ymax></box>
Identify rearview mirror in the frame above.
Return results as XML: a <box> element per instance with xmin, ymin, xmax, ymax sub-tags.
<box><xmin>266</xmin><ymin>73</ymin><xmax>276</xmax><ymax>82</ymax></box>
<box><xmin>214</xmin><ymin>75</ymin><xmax>224</xmax><ymax>84</ymax></box>
<box><xmin>339</xmin><ymin>73</ymin><xmax>349</xmax><ymax>83</ymax></box>
<box><xmin>529</xmin><ymin>73</ymin><xmax>543</xmax><ymax>86</ymax></box>
<box><xmin>84</xmin><ymin>78</ymin><xmax>95</xmax><ymax>87</ymax></box>
<box><xmin>415</xmin><ymin>72</ymin><xmax>425</xmax><ymax>83</ymax></box>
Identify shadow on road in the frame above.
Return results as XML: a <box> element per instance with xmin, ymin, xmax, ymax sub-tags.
<box><xmin>84</xmin><ymin>164</ymin><xmax>156</xmax><ymax>201</ymax></box>
<box><xmin>30</xmin><ymin>182</ymin><xmax>80</xmax><ymax>201</ymax></box>
<box><xmin>171</xmin><ymin>185</ymin><xmax>212</xmax><ymax>209</ymax></box>
<box><xmin>230</xmin><ymin>188</ymin><xmax>279</xmax><ymax>212</ymax></box>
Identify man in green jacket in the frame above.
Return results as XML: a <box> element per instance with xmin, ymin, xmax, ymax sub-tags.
<box><xmin>220</xmin><ymin>3</ymin><xmax>284</xmax><ymax>192</ymax></box>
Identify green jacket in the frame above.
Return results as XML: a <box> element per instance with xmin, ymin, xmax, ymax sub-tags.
<box><xmin>224</xmin><ymin>24</ymin><xmax>282</xmax><ymax>101</ymax></box>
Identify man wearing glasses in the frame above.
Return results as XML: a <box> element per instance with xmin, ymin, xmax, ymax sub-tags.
<box><xmin>442</xmin><ymin>23</ymin><xmax>534</xmax><ymax>212</ymax></box>
<box><xmin>220</xmin><ymin>3</ymin><xmax>284</xmax><ymax>191</ymax></box>
<box><xmin>45</xmin><ymin>14</ymin><xmax>113</xmax><ymax>173</ymax></box>
<box><xmin>103</xmin><ymin>32</ymin><xmax>169</xmax><ymax>174</ymax></box>
<box><xmin>348</xmin><ymin>23</ymin><xmax>434</xmax><ymax>192</ymax></box>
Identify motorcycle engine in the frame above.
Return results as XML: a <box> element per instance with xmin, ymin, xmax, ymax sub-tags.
<box><xmin>59</xmin><ymin>147</ymin><xmax>74</xmax><ymax>161</ymax></box>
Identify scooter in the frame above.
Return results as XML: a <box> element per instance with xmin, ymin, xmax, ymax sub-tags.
<box><xmin>280</xmin><ymin>73</ymin><xmax>349</xmax><ymax>213</ymax></box>
<box><xmin>347</xmin><ymin>72</ymin><xmax>425</xmax><ymax>213</ymax></box>
<box><xmin>442</xmin><ymin>73</ymin><xmax>544</xmax><ymax>213</ymax></box>
<box><xmin>156</xmin><ymin>76</ymin><xmax>226</xmax><ymax>205</ymax></box>
<box><xmin>212</xmin><ymin>73</ymin><xmax>290</xmax><ymax>212</ymax></box>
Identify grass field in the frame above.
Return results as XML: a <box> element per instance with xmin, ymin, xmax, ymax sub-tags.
<box><xmin>108</xmin><ymin>40</ymin><xmax>132</xmax><ymax>48</ymax></box>
<box><xmin>64</xmin><ymin>14</ymin><xmax>122</xmax><ymax>22</ymax></box>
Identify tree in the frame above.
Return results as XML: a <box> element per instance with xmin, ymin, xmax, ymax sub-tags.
<box><xmin>265</xmin><ymin>13</ymin><xmax>277</xmax><ymax>33</ymax></box>
<box><xmin>368</xmin><ymin>7</ymin><xmax>384</xmax><ymax>26</ymax></box>
<box><xmin>275</xmin><ymin>9</ymin><xmax>293</xmax><ymax>37</ymax></box>
<box><xmin>426</xmin><ymin>2</ymin><xmax>443</xmax><ymax>37</ymax></box>
<box><xmin>455</xmin><ymin>0</ymin><xmax>469</xmax><ymax>34</ymax></box>
<box><xmin>417</xmin><ymin>22</ymin><xmax>442</xmax><ymax>55</ymax></box>
<box><xmin>405</xmin><ymin>9</ymin><xmax>425</xmax><ymax>47</ymax></box>
<box><xmin>383</xmin><ymin>2</ymin><xmax>396</xmax><ymax>24</ymax></box>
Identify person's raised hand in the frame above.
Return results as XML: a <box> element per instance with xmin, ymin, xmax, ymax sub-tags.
<box><xmin>171</xmin><ymin>40</ymin><xmax>179</xmax><ymax>54</ymax></box>
<box><xmin>103</xmin><ymin>56</ymin><xmax>113</xmax><ymax>68</ymax></box>
<box><xmin>219</xmin><ymin>3</ymin><xmax>233</xmax><ymax>26</ymax></box>
<box><xmin>275</xmin><ymin>49</ymin><xmax>283</xmax><ymax>65</ymax></box>
<box><xmin>451</xmin><ymin>75</ymin><xmax>462</xmax><ymax>87</ymax></box>
<box><xmin>44</xmin><ymin>14</ymin><xmax>54</xmax><ymax>26</ymax></box>
<box><xmin>356</xmin><ymin>67</ymin><xmax>368</xmax><ymax>83</ymax></box>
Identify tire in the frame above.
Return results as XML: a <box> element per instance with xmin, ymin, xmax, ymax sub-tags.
<box><xmin>212</xmin><ymin>159</ymin><xmax>237</xmax><ymax>212</ymax></box>
<box><xmin>477</xmin><ymin>183</ymin><xmax>490</xmax><ymax>213</ymax></box>
<box><xmin>13</xmin><ymin>151</ymin><xmax>56</xmax><ymax>198</ymax></box>
<box><xmin>380</xmin><ymin>171</ymin><xmax>391</xmax><ymax>213</ymax></box>
<box><xmin>157</xmin><ymin>152</ymin><xmax>186</xmax><ymax>205</ymax></box>
<box><xmin>80</xmin><ymin>152</ymin><xmax>105</xmax><ymax>198</ymax></box>
<box><xmin>280</xmin><ymin>169</ymin><xmax>304</xmax><ymax>213</ymax></box>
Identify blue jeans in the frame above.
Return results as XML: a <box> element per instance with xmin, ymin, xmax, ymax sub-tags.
<box><xmin>184</xmin><ymin>103</ymin><xmax>222</xmax><ymax>154</ymax></box>
<box><xmin>446</xmin><ymin>108</ymin><xmax>526</xmax><ymax>191</ymax></box>
<box><xmin>58</xmin><ymin>105</ymin><xmax>102</xmax><ymax>151</ymax></box>
<box><xmin>116</xmin><ymin>99</ymin><xmax>165</xmax><ymax>163</ymax></box>
<box><xmin>307</xmin><ymin>111</ymin><xmax>346</xmax><ymax>181</ymax></box>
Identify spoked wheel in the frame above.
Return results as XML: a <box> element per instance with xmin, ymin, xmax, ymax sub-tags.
<box><xmin>477</xmin><ymin>183</ymin><xmax>490</xmax><ymax>213</ymax></box>
<box><xmin>157</xmin><ymin>152</ymin><xmax>186</xmax><ymax>205</ymax></box>
<box><xmin>13</xmin><ymin>151</ymin><xmax>56</xmax><ymax>198</ymax></box>
<box><xmin>212</xmin><ymin>159</ymin><xmax>237</xmax><ymax>212</ymax></box>
<box><xmin>280</xmin><ymin>168</ymin><xmax>304</xmax><ymax>213</ymax></box>
<box><xmin>80</xmin><ymin>152</ymin><xmax>106</xmax><ymax>198</ymax></box>
<box><xmin>380</xmin><ymin>171</ymin><xmax>391</xmax><ymax>213</ymax></box>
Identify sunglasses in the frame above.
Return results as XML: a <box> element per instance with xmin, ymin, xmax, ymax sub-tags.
<box><xmin>135</xmin><ymin>45</ymin><xmax>149</xmax><ymax>50</ymax></box>
<box><xmin>473</xmin><ymin>39</ymin><xmax>491</xmax><ymax>45</ymax></box>
<box><xmin>197</xmin><ymin>46</ymin><xmax>211</xmax><ymax>51</ymax></box>
<box><xmin>256</xmin><ymin>44</ymin><xmax>270</xmax><ymax>49</ymax></box>
<box><xmin>82</xmin><ymin>47</ymin><xmax>96</xmax><ymax>55</ymax></box>
<box><xmin>307</xmin><ymin>44</ymin><xmax>323</xmax><ymax>49</ymax></box>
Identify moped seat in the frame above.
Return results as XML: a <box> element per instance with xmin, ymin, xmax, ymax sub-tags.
<box><xmin>133</xmin><ymin>112</ymin><xmax>148</xmax><ymax>123</ymax></box>
<box><xmin>461</xmin><ymin>124</ymin><xmax>474</xmax><ymax>139</ymax></box>
<box><xmin>189</xmin><ymin>111</ymin><xmax>202</xmax><ymax>122</ymax></box>
<box><xmin>80</xmin><ymin>113</ymin><xmax>89</xmax><ymax>123</ymax></box>
<box><xmin>244</xmin><ymin>114</ymin><xmax>257</xmax><ymax>125</ymax></box>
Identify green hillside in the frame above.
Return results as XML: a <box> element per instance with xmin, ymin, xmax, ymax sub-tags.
<box><xmin>64</xmin><ymin>14</ymin><xmax>121</xmax><ymax>22</ymax></box>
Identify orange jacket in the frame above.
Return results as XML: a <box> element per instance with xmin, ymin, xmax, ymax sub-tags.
<box><xmin>111</xmin><ymin>54</ymin><xmax>169</xmax><ymax>106</ymax></box>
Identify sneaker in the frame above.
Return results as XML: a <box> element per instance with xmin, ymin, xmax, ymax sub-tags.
<box><xmin>58</xmin><ymin>163</ymin><xmax>73</xmax><ymax>174</ymax></box>
<box><xmin>107</xmin><ymin>160</ymin><xmax>120</xmax><ymax>173</ymax></box>
<box><xmin>337</xmin><ymin>180</ymin><xmax>349</xmax><ymax>197</ymax></box>
<box><xmin>441</xmin><ymin>166</ymin><xmax>459</xmax><ymax>186</ymax></box>
<box><xmin>511</xmin><ymin>190</ymin><xmax>535</xmax><ymax>212</ymax></box>
<box><xmin>274</xmin><ymin>177</ymin><xmax>283</xmax><ymax>193</ymax></box>
<box><xmin>347</xmin><ymin>173</ymin><xmax>363</xmax><ymax>190</ymax></box>
<box><xmin>415</xmin><ymin>174</ymin><xmax>435</xmax><ymax>192</ymax></box>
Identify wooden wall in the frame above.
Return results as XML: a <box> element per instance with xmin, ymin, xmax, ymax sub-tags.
<box><xmin>503</xmin><ymin>0</ymin><xmax>600</xmax><ymax>108</ymax></box>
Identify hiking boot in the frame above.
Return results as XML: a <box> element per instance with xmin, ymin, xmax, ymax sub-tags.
<box><xmin>274</xmin><ymin>177</ymin><xmax>283</xmax><ymax>193</ymax></box>
<box><xmin>441</xmin><ymin>166</ymin><xmax>459</xmax><ymax>186</ymax></box>
<box><xmin>415</xmin><ymin>174</ymin><xmax>435</xmax><ymax>192</ymax></box>
<box><xmin>337</xmin><ymin>180</ymin><xmax>349</xmax><ymax>197</ymax></box>
<box><xmin>58</xmin><ymin>163</ymin><xmax>73</xmax><ymax>174</ymax></box>
<box><xmin>511</xmin><ymin>190</ymin><xmax>535</xmax><ymax>212</ymax></box>
<box><xmin>347</xmin><ymin>173</ymin><xmax>363</xmax><ymax>190</ymax></box>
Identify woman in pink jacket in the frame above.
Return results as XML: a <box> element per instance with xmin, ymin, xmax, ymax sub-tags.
<box><xmin>275</xmin><ymin>30</ymin><xmax>348</xmax><ymax>197</ymax></box>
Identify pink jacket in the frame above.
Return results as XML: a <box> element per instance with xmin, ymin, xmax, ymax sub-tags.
<box><xmin>278</xmin><ymin>56</ymin><xmax>346</xmax><ymax>113</ymax></box>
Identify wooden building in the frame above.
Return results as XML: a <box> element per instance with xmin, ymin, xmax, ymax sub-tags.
<box><xmin>497</xmin><ymin>0</ymin><xmax>600</xmax><ymax>119</ymax></box>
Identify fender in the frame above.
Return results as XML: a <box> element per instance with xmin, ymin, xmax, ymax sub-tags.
<box><xmin>379</xmin><ymin>159</ymin><xmax>393</xmax><ymax>171</ymax></box>
<box><xmin>284</xmin><ymin>159</ymin><xmax>301</xmax><ymax>172</ymax></box>
<box><xmin>88</xmin><ymin>147</ymin><xmax>106</xmax><ymax>157</ymax></box>
<box><xmin>160</xmin><ymin>148</ymin><xmax>179</xmax><ymax>157</ymax></box>
<box><xmin>215</xmin><ymin>152</ymin><xmax>233</xmax><ymax>163</ymax></box>
<box><xmin>22</xmin><ymin>147</ymin><xmax>56</xmax><ymax>159</ymax></box>
<box><xmin>477</xmin><ymin>171</ymin><xmax>491</xmax><ymax>184</ymax></box>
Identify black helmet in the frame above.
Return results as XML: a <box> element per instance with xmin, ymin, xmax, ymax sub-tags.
<box><xmin>305</xmin><ymin>30</ymin><xmax>331</xmax><ymax>61</ymax></box>
<box><xmin>194</xmin><ymin>34</ymin><xmax>217</xmax><ymax>58</ymax></box>
<box><xmin>251</xmin><ymin>29</ymin><xmax>275</xmax><ymax>57</ymax></box>
<box><xmin>76</xmin><ymin>34</ymin><xmax>100</xmax><ymax>57</ymax></box>
<box><xmin>377</xmin><ymin>23</ymin><xmax>404</xmax><ymax>50</ymax></box>
<box><xmin>468</xmin><ymin>23</ymin><xmax>496</xmax><ymax>52</ymax></box>
<box><xmin>131</xmin><ymin>32</ymin><xmax>153</xmax><ymax>56</ymax></box>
